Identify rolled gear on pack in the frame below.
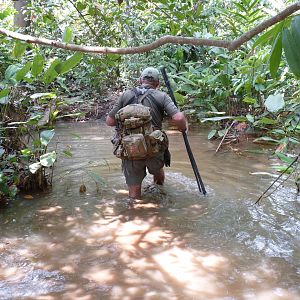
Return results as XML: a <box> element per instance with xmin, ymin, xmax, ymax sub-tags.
<box><xmin>112</xmin><ymin>104</ymin><xmax>168</xmax><ymax>160</ymax></box>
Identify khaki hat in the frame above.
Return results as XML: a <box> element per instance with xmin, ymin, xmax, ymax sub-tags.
<box><xmin>140</xmin><ymin>67</ymin><xmax>160</xmax><ymax>80</ymax></box>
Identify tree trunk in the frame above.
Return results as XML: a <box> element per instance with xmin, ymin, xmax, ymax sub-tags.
<box><xmin>13</xmin><ymin>0</ymin><xmax>30</xmax><ymax>29</ymax></box>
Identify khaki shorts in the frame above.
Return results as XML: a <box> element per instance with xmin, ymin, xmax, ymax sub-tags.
<box><xmin>122</xmin><ymin>152</ymin><xmax>165</xmax><ymax>186</ymax></box>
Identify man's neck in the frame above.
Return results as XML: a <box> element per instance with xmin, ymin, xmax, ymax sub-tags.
<box><xmin>141</xmin><ymin>83</ymin><xmax>156</xmax><ymax>89</ymax></box>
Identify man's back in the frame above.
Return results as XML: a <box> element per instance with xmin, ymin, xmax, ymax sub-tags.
<box><xmin>108</xmin><ymin>86</ymin><xmax>178</xmax><ymax>130</ymax></box>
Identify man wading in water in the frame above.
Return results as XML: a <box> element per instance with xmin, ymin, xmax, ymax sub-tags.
<box><xmin>106</xmin><ymin>67</ymin><xmax>187</xmax><ymax>199</ymax></box>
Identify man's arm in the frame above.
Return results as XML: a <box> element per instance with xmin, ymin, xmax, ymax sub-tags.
<box><xmin>106</xmin><ymin>115</ymin><xmax>117</xmax><ymax>126</ymax></box>
<box><xmin>171</xmin><ymin>112</ymin><xmax>188</xmax><ymax>132</ymax></box>
<box><xmin>163</xmin><ymin>93</ymin><xmax>188</xmax><ymax>132</ymax></box>
<box><xmin>106</xmin><ymin>92</ymin><xmax>126</xmax><ymax>126</ymax></box>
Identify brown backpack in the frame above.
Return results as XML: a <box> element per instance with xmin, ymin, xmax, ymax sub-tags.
<box><xmin>112</xmin><ymin>104</ymin><xmax>168</xmax><ymax>160</ymax></box>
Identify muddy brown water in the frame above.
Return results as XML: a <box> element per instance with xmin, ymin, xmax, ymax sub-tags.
<box><xmin>0</xmin><ymin>121</ymin><xmax>299</xmax><ymax>300</ymax></box>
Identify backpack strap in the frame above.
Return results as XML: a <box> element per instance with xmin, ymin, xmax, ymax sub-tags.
<box><xmin>126</xmin><ymin>88</ymin><xmax>147</xmax><ymax>105</ymax></box>
<box><xmin>126</xmin><ymin>88</ymin><xmax>164</xmax><ymax>125</ymax></box>
<box><xmin>132</xmin><ymin>87</ymin><xmax>163</xmax><ymax>110</ymax></box>
<box><xmin>146</xmin><ymin>93</ymin><xmax>163</xmax><ymax>112</ymax></box>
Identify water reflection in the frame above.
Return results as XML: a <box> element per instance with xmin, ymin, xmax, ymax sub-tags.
<box><xmin>0</xmin><ymin>121</ymin><xmax>299</xmax><ymax>300</ymax></box>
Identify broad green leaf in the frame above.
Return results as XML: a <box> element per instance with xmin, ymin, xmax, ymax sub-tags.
<box><xmin>179</xmin><ymin>84</ymin><xmax>197</xmax><ymax>94</ymax></box>
<box><xmin>234</xmin><ymin>116</ymin><xmax>248</xmax><ymax>122</ymax></box>
<box><xmin>246</xmin><ymin>114</ymin><xmax>254</xmax><ymax>123</ymax></box>
<box><xmin>5</xmin><ymin>65</ymin><xmax>21</xmax><ymax>82</ymax></box>
<box><xmin>175</xmin><ymin>76</ymin><xmax>197</xmax><ymax>86</ymax></box>
<box><xmin>252</xmin><ymin>21</ymin><xmax>283</xmax><ymax>48</ymax></box>
<box><xmin>0</xmin><ymin>89</ymin><xmax>10</xmax><ymax>104</ymax></box>
<box><xmin>76</xmin><ymin>1</ymin><xmax>86</xmax><ymax>11</ymax></box>
<box><xmin>286</xmin><ymin>137</ymin><xmax>300</xmax><ymax>144</ymax></box>
<box><xmin>31</xmin><ymin>54</ymin><xmax>44</xmax><ymax>77</ymax></box>
<box><xmin>194</xmin><ymin>3</ymin><xmax>203</xmax><ymax>17</ymax></box>
<box><xmin>291</xmin><ymin>15</ymin><xmax>300</xmax><ymax>46</ymax></box>
<box><xmin>242</xmin><ymin>96</ymin><xmax>257</xmax><ymax>104</ymax></box>
<box><xmin>43</xmin><ymin>58</ymin><xmax>61</xmax><ymax>84</ymax></box>
<box><xmin>21</xmin><ymin>149</ymin><xmax>32</xmax><ymax>156</ymax></box>
<box><xmin>56</xmin><ymin>112</ymin><xmax>85</xmax><ymax>119</ymax></box>
<box><xmin>26</xmin><ymin>114</ymin><xmax>41</xmax><ymax>125</ymax></box>
<box><xmin>12</xmin><ymin>41</ymin><xmax>27</xmax><ymax>58</ymax></box>
<box><xmin>30</xmin><ymin>93</ymin><xmax>56</xmax><ymax>99</ymax></box>
<box><xmin>276</xmin><ymin>152</ymin><xmax>295</xmax><ymax>164</ymax></box>
<box><xmin>16</xmin><ymin>62</ymin><xmax>32</xmax><ymax>81</ymax></box>
<box><xmin>232</xmin><ymin>2</ymin><xmax>248</xmax><ymax>13</ymax></box>
<box><xmin>0</xmin><ymin>7</ymin><xmax>14</xmax><ymax>20</ymax></box>
<box><xmin>7</xmin><ymin>121</ymin><xmax>27</xmax><ymax>125</ymax></box>
<box><xmin>40</xmin><ymin>130</ymin><xmax>55</xmax><ymax>146</ymax></box>
<box><xmin>205</xmin><ymin>111</ymin><xmax>226</xmax><ymax>115</ymax></box>
<box><xmin>40</xmin><ymin>151</ymin><xmax>57</xmax><ymax>167</ymax></box>
<box><xmin>88</xmin><ymin>6</ymin><xmax>95</xmax><ymax>15</ymax></box>
<box><xmin>258</xmin><ymin>117</ymin><xmax>278</xmax><ymax>125</ymax></box>
<box><xmin>0</xmin><ymin>147</ymin><xmax>4</xmax><ymax>157</ymax></box>
<box><xmin>0</xmin><ymin>89</ymin><xmax>9</xmax><ymax>99</ymax></box>
<box><xmin>174</xmin><ymin>92</ymin><xmax>185</xmax><ymax>105</ymax></box>
<box><xmin>248</xmin><ymin>0</ymin><xmax>260</xmax><ymax>11</ymax></box>
<box><xmin>201</xmin><ymin>116</ymin><xmax>234</xmax><ymax>122</ymax></box>
<box><xmin>51</xmin><ymin>110</ymin><xmax>59</xmax><ymax>120</ymax></box>
<box><xmin>272</xmin><ymin>164</ymin><xmax>294</xmax><ymax>173</ymax></box>
<box><xmin>269</xmin><ymin>33</ymin><xmax>282</xmax><ymax>78</ymax></box>
<box><xmin>282</xmin><ymin>24</ymin><xmax>300</xmax><ymax>77</ymax></box>
<box><xmin>271</xmin><ymin>129</ymin><xmax>285</xmax><ymax>135</ymax></box>
<box><xmin>208</xmin><ymin>129</ymin><xmax>217</xmax><ymax>140</ymax></box>
<box><xmin>56</xmin><ymin>52</ymin><xmax>83</xmax><ymax>75</ymax></box>
<box><xmin>218</xmin><ymin>129</ymin><xmax>226</xmax><ymax>137</ymax></box>
<box><xmin>62</xmin><ymin>26</ymin><xmax>73</xmax><ymax>43</ymax></box>
<box><xmin>29</xmin><ymin>162</ymin><xmax>42</xmax><ymax>174</ymax></box>
<box><xmin>253</xmin><ymin>136</ymin><xmax>280</xmax><ymax>143</ymax></box>
<box><xmin>264</xmin><ymin>94</ymin><xmax>284</xmax><ymax>112</ymax></box>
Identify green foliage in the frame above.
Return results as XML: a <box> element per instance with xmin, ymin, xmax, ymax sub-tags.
<box><xmin>269</xmin><ymin>33</ymin><xmax>282</xmax><ymax>78</ymax></box>
<box><xmin>264</xmin><ymin>94</ymin><xmax>285</xmax><ymax>113</ymax></box>
<box><xmin>282</xmin><ymin>15</ymin><xmax>300</xmax><ymax>78</ymax></box>
<box><xmin>12</xmin><ymin>41</ymin><xmax>28</xmax><ymax>58</ymax></box>
<box><xmin>43</xmin><ymin>58</ymin><xmax>61</xmax><ymax>84</ymax></box>
<box><xmin>1</xmin><ymin>0</ymin><xmax>300</xmax><ymax>199</ymax></box>
<box><xmin>56</xmin><ymin>52</ymin><xmax>83</xmax><ymax>75</ymax></box>
<box><xmin>32</xmin><ymin>54</ymin><xmax>44</xmax><ymax>77</ymax></box>
<box><xmin>40</xmin><ymin>130</ymin><xmax>55</xmax><ymax>146</ymax></box>
<box><xmin>62</xmin><ymin>26</ymin><xmax>73</xmax><ymax>43</ymax></box>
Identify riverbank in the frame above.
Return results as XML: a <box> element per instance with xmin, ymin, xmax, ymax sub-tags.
<box><xmin>58</xmin><ymin>87</ymin><xmax>120</xmax><ymax>121</ymax></box>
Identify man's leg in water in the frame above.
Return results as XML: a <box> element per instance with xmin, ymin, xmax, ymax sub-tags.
<box><xmin>128</xmin><ymin>184</ymin><xmax>142</xmax><ymax>199</ymax></box>
<box><xmin>153</xmin><ymin>168</ymin><xmax>165</xmax><ymax>185</ymax></box>
<box><xmin>123</xmin><ymin>153</ymin><xmax>164</xmax><ymax>199</ymax></box>
<box><xmin>122</xmin><ymin>160</ymin><xmax>146</xmax><ymax>199</ymax></box>
<box><xmin>148</xmin><ymin>152</ymin><xmax>165</xmax><ymax>186</ymax></box>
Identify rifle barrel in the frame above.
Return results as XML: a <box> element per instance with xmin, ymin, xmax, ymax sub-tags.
<box><xmin>161</xmin><ymin>67</ymin><xmax>207</xmax><ymax>195</ymax></box>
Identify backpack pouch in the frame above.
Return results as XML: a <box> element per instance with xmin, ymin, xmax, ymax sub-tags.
<box><xmin>122</xmin><ymin>134</ymin><xmax>148</xmax><ymax>160</ymax></box>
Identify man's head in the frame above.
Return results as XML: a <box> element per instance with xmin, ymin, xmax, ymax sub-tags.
<box><xmin>140</xmin><ymin>67</ymin><xmax>160</xmax><ymax>88</ymax></box>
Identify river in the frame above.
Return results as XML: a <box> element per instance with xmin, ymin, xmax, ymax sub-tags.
<box><xmin>0</xmin><ymin>121</ymin><xmax>299</xmax><ymax>300</ymax></box>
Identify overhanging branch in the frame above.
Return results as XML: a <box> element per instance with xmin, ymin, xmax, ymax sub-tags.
<box><xmin>0</xmin><ymin>2</ymin><xmax>299</xmax><ymax>54</ymax></box>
